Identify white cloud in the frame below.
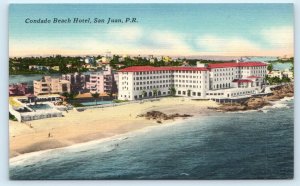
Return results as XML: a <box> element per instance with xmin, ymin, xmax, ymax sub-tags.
<box><xmin>106</xmin><ymin>26</ymin><xmax>143</xmax><ymax>42</ymax></box>
<box><xmin>146</xmin><ymin>30</ymin><xmax>195</xmax><ymax>55</ymax></box>
<box><xmin>261</xmin><ymin>26</ymin><xmax>294</xmax><ymax>51</ymax></box>
<box><xmin>10</xmin><ymin>25</ymin><xmax>294</xmax><ymax>57</ymax></box>
<box><xmin>196</xmin><ymin>35</ymin><xmax>262</xmax><ymax>56</ymax></box>
<box><xmin>82</xmin><ymin>29</ymin><xmax>196</xmax><ymax>56</ymax></box>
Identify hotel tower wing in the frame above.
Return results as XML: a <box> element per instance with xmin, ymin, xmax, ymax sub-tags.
<box><xmin>117</xmin><ymin>61</ymin><xmax>267</xmax><ymax>100</ymax></box>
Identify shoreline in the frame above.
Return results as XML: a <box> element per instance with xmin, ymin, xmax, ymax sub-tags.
<box><xmin>10</xmin><ymin>116</ymin><xmax>195</xmax><ymax>165</ymax></box>
<box><xmin>9</xmin><ymin>95</ymin><xmax>294</xmax><ymax>166</ymax></box>
<box><xmin>213</xmin><ymin>84</ymin><xmax>294</xmax><ymax>112</ymax></box>
<box><xmin>9</xmin><ymin>97</ymin><xmax>218</xmax><ymax>159</ymax></box>
<box><xmin>9</xmin><ymin>84</ymin><xmax>294</xmax><ymax>160</ymax></box>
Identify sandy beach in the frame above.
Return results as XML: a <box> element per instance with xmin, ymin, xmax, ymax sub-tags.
<box><xmin>9</xmin><ymin>98</ymin><xmax>219</xmax><ymax>158</ymax></box>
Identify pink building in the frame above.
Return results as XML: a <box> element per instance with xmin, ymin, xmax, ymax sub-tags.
<box><xmin>86</xmin><ymin>65</ymin><xmax>117</xmax><ymax>94</ymax></box>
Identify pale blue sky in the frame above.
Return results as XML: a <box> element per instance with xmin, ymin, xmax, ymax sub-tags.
<box><xmin>9</xmin><ymin>4</ymin><xmax>294</xmax><ymax>57</ymax></box>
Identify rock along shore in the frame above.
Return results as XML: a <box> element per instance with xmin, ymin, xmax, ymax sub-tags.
<box><xmin>138</xmin><ymin>111</ymin><xmax>192</xmax><ymax>123</ymax></box>
<box><xmin>212</xmin><ymin>83</ymin><xmax>294</xmax><ymax>112</ymax></box>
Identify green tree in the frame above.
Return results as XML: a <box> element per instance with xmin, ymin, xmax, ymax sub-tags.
<box><xmin>187</xmin><ymin>89</ymin><xmax>191</xmax><ymax>97</ymax></box>
<box><xmin>168</xmin><ymin>86</ymin><xmax>176</xmax><ymax>96</ymax></box>
<box><xmin>267</xmin><ymin>64</ymin><xmax>273</xmax><ymax>72</ymax></box>
<box><xmin>153</xmin><ymin>89</ymin><xmax>158</xmax><ymax>98</ymax></box>
<box><xmin>91</xmin><ymin>92</ymin><xmax>100</xmax><ymax>105</ymax></box>
<box><xmin>141</xmin><ymin>90</ymin><xmax>147</xmax><ymax>98</ymax></box>
<box><xmin>282</xmin><ymin>76</ymin><xmax>291</xmax><ymax>83</ymax></box>
<box><xmin>290</xmin><ymin>65</ymin><xmax>294</xmax><ymax>78</ymax></box>
<box><xmin>62</xmin><ymin>92</ymin><xmax>78</xmax><ymax>102</ymax></box>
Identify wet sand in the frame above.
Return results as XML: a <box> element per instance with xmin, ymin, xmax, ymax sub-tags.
<box><xmin>9</xmin><ymin>97</ymin><xmax>219</xmax><ymax>158</ymax></box>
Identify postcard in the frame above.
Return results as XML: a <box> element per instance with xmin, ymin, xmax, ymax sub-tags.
<box><xmin>8</xmin><ymin>4</ymin><xmax>294</xmax><ymax>180</ymax></box>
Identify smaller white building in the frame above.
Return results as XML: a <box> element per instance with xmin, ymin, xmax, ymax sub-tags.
<box><xmin>268</xmin><ymin>69</ymin><xmax>294</xmax><ymax>80</ymax></box>
<box><xmin>268</xmin><ymin>70</ymin><xmax>283</xmax><ymax>79</ymax></box>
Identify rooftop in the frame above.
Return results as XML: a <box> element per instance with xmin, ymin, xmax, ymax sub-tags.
<box><xmin>118</xmin><ymin>66</ymin><xmax>209</xmax><ymax>72</ymax></box>
<box><xmin>207</xmin><ymin>61</ymin><xmax>267</xmax><ymax>68</ymax></box>
<box><xmin>247</xmin><ymin>76</ymin><xmax>262</xmax><ymax>78</ymax></box>
<box><xmin>232</xmin><ymin>79</ymin><xmax>253</xmax><ymax>83</ymax></box>
<box><xmin>118</xmin><ymin>62</ymin><xmax>267</xmax><ymax>72</ymax></box>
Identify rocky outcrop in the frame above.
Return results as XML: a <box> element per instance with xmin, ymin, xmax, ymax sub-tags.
<box><xmin>214</xmin><ymin>83</ymin><xmax>293</xmax><ymax>112</ymax></box>
<box><xmin>264</xmin><ymin>84</ymin><xmax>294</xmax><ymax>101</ymax></box>
<box><xmin>138</xmin><ymin>111</ymin><xmax>192</xmax><ymax>123</ymax></box>
<box><xmin>216</xmin><ymin>97</ymin><xmax>270</xmax><ymax>112</ymax></box>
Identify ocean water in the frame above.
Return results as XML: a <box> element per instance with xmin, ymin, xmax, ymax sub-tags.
<box><xmin>80</xmin><ymin>101</ymin><xmax>113</xmax><ymax>106</ymax></box>
<box><xmin>9</xmin><ymin>99</ymin><xmax>294</xmax><ymax>180</ymax></box>
<box><xmin>244</xmin><ymin>56</ymin><xmax>293</xmax><ymax>70</ymax></box>
<box><xmin>9</xmin><ymin>74</ymin><xmax>61</xmax><ymax>85</ymax></box>
<box><xmin>271</xmin><ymin>62</ymin><xmax>293</xmax><ymax>71</ymax></box>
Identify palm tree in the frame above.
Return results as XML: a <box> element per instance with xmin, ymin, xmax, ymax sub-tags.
<box><xmin>153</xmin><ymin>89</ymin><xmax>158</xmax><ymax>98</ymax></box>
<box><xmin>187</xmin><ymin>89</ymin><xmax>191</xmax><ymax>97</ymax></box>
<box><xmin>267</xmin><ymin>64</ymin><xmax>273</xmax><ymax>73</ymax></box>
<box><xmin>141</xmin><ymin>90</ymin><xmax>147</xmax><ymax>98</ymax></box>
<box><xmin>91</xmin><ymin>92</ymin><xmax>100</xmax><ymax>105</ymax></box>
<box><xmin>168</xmin><ymin>86</ymin><xmax>176</xmax><ymax>96</ymax></box>
<box><xmin>61</xmin><ymin>92</ymin><xmax>77</xmax><ymax>102</ymax></box>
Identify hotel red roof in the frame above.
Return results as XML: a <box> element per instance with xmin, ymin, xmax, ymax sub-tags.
<box><xmin>118</xmin><ymin>62</ymin><xmax>267</xmax><ymax>72</ymax></box>
<box><xmin>207</xmin><ymin>61</ymin><xmax>267</xmax><ymax>68</ymax></box>
<box><xmin>232</xmin><ymin>79</ymin><xmax>253</xmax><ymax>83</ymax></box>
<box><xmin>247</xmin><ymin>76</ymin><xmax>262</xmax><ymax>78</ymax></box>
<box><xmin>118</xmin><ymin>66</ymin><xmax>208</xmax><ymax>72</ymax></box>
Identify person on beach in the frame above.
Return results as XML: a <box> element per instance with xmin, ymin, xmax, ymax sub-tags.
<box><xmin>48</xmin><ymin>132</ymin><xmax>51</xmax><ymax>138</ymax></box>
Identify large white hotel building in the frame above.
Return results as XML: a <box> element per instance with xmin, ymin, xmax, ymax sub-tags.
<box><xmin>117</xmin><ymin>61</ymin><xmax>267</xmax><ymax>100</ymax></box>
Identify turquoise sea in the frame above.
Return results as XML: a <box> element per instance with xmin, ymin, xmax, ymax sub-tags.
<box><xmin>9</xmin><ymin>98</ymin><xmax>294</xmax><ymax>180</ymax></box>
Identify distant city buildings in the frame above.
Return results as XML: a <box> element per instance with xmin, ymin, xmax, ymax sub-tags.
<box><xmin>33</xmin><ymin>76</ymin><xmax>71</xmax><ymax>95</ymax></box>
<box><xmin>84</xmin><ymin>56</ymin><xmax>95</xmax><ymax>64</ymax></box>
<box><xmin>61</xmin><ymin>73</ymin><xmax>90</xmax><ymax>94</ymax></box>
<box><xmin>29</xmin><ymin>65</ymin><xmax>50</xmax><ymax>71</ymax></box>
<box><xmin>31</xmin><ymin>65</ymin><xmax>119</xmax><ymax>96</ymax></box>
<box><xmin>268</xmin><ymin>70</ymin><xmax>283</xmax><ymax>79</ymax></box>
<box><xmin>268</xmin><ymin>69</ymin><xmax>294</xmax><ymax>80</ymax></box>
<box><xmin>118</xmin><ymin>61</ymin><xmax>268</xmax><ymax>100</ymax></box>
<box><xmin>86</xmin><ymin>65</ymin><xmax>118</xmax><ymax>95</ymax></box>
<box><xmin>28</xmin><ymin>65</ymin><xmax>60</xmax><ymax>71</ymax></box>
